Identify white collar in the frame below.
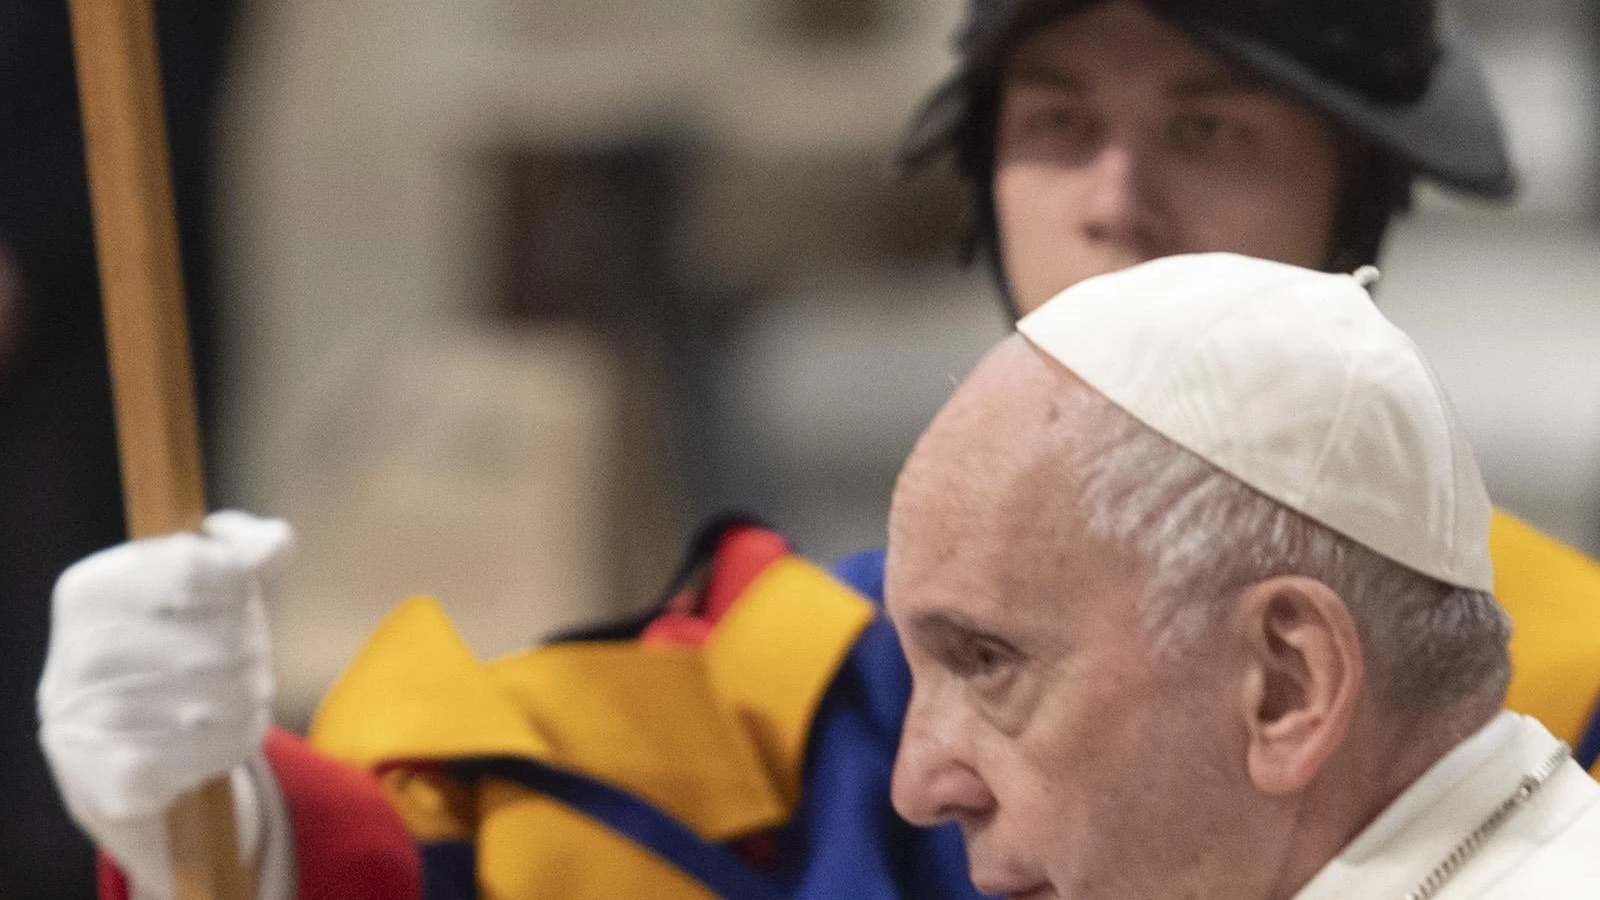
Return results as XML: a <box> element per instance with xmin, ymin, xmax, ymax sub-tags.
<box><xmin>1292</xmin><ymin>712</ymin><xmax>1573</xmax><ymax>899</ymax></box>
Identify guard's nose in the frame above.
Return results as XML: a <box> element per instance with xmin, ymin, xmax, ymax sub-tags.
<box><xmin>1077</xmin><ymin>144</ymin><xmax>1161</xmax><ymax>254</ymax></box>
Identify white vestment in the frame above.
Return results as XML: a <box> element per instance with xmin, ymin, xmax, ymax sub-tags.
<box><xmin>1294</xmin><ymin>712</ymin><xmax>1600</xmax><ymax>898</ymax></box>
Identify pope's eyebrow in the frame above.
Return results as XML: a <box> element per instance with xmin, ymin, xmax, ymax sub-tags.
<box><xmin>907</xmin><ymin>610</ymin><xmax>1022</xmax><ymax>655</ymax></box>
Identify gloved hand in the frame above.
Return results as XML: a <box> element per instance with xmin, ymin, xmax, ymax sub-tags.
<box><xmin>39</xmin><ymin>510</ymin><xmax>295</xmax><ymax>899</ymax></box>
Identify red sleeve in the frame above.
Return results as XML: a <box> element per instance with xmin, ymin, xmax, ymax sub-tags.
<box><xmin>97</xmin><ymin>855</ymin><xmax>128</xmax><ymax>900</ymax></box>
<box><xmin>97</xmin><ymin>728</ymin><xmax>423</xmax><ymax>900</ymax></box>
<box><xmin>264</xmin><ymin>727</ymin><xmax>422</xmax><ymax>900</ymax></box>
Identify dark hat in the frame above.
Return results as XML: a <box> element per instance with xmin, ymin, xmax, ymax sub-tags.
<box><xmin>899</xmin><ymin>0</ymin><xmax>1516</xmax><ymax>199</ymax></box>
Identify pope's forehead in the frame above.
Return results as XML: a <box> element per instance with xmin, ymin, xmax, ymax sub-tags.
<box><xmin>886</xmin><ymin>339</ymin><xmax>1149</xmax><ymax>644</ymax></box>
<box><xmin>907</xmin><ymin>338</ymin><xmax>1087</xmax><ymax>465</ymax></box>
<box><xmin>891</xmin><ymin>338</ymin><xmax>1098</xmax><ymax>553</ymax></box>
<box><xmin>928</xmin><ymin>337</ymin><xmax>1064</xmax><ymax>429</ymax></box>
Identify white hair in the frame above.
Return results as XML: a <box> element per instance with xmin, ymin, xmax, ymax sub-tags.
<box><xmin>1068</xmin><ymin>392</ymin><xmax>1512</xmax><ymax>712</ymax></box>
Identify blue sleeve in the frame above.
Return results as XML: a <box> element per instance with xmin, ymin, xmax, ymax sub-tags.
<box><xmin>420</xmin><ymin>842</ymin><xmax>477</xmax><ymax>900</ymax></box>
<box><xmin>829</xmin><ymin>548</ymin><xmax>915</xmax><ymax>738</ymax></box>
<box><xmin>832</xmin><ymin>547</ymin><xmax>887</xmax><ymax>604</ymax></box>
<box><xmin>1578</xmin><ymin>706</ymin><xmax>1600</xmax><ymax>771</ymax></box>
<box><xmin>754</xmin><ymin>549</ymin><xmax>987</xmax><ymax>900</ymax></box>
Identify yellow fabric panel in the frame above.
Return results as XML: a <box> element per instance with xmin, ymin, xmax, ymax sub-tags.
<box><xmin>486</xmin><ymin>642</ymin><xmax>786</xmax><ymax>841</ymax></box>
<box><xmin>377</xmin><ymin>768</ymin><xmax>477</xmax><ymax>843</ymax></box>
<box><xmin>308</xmin><ymin>597</ymin><xmax>550</xmax><ymax>768</ymax></box>
<box><xmin>1492</xmin><ymin>510</ymin><xmax>1600</xmax><ymax>748</ymax></box>
<box><xmin>307</xmin><ymin>561</ymin><xmax>876</xmax><ymax>841</ymax></box>
<box><xmin>705</xmin><ymin>557</ymin><xmax>877</xmax><ymax>806</ymax></box>
<box><xmin>475</xmin><ymin>779</ymin><xmax>716</xmax><ymax>900</ymax></box>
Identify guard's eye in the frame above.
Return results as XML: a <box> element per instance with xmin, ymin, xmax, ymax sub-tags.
<box><xmin>1169</xmin><ymin>111</ymin><xmax>1256</xmax><ymax>157</ymax></box>
<box><xmin>1015</xmin><ymin>104</ymin><xmax>1101</xmax><ymax>150</ymax></box>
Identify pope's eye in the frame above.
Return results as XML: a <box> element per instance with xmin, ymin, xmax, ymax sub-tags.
<box><xmin>970</xmin><ymin>642</ymin><xmax>1003</xmax><ymax>671</ymax></box>
<box><xmin>948</xmin><ymin>636</ymin><xmax>1016</xmax><ymax>680</ymax></box>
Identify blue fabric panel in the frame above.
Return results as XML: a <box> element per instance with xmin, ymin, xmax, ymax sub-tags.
<box><xmin>427</xmin><ymin>546</ymin><xmax>986</xmax><ymax>900</ymax></box>
<box><xmin>1577</xmin><ymin>699</ymin><xmax>1600</xmax><ymax>772</ymax></box>
<box><xmin>451</xmin><ymin>757</ymin><xmax>782</xmax><ymax>900</ymax></box>
<box><xmin>831</xmin><ymin>547</ymin><xmax>887</xmax><ymax>606</ymax></box>
<box><xmin>828</xmin><ymin>549</ymin><xmax>907</xmax><ymax>736</ymax></box>
<box><xmin>420</xmin><ymin>841</ymin><xmax>477</xmax><ymax>900</ymax></box>
<box><xmin>800</xmin><ymin>550</ymin><xmax>990</xmax><ymax>900</ymax></box>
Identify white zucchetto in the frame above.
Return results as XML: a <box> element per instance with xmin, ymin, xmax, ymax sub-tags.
<box><xmin>1018</xmin><ymin>252</ymin><xmax>1494</xmax><ymax>592</ymax></box>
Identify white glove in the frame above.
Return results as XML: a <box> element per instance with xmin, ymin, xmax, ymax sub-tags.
<box><xmin>39</xmin><ymin>510</ymin><xmax>296</xmax><ymax>899</ymax></box>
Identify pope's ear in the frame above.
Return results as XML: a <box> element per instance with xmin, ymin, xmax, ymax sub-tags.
<box><xmin>1231</xmin><ymin>576</ymin><xmax>1364</xmax><ymax>794</ymax></box>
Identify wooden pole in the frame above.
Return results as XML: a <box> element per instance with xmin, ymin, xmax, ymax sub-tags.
<box><xmin>65</xmin><ymin>1</ymin><xmax>252</xmax><ymax>898</ymax></box>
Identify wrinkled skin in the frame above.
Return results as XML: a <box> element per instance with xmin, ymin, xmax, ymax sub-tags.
<box><xmin>886</xmin><ymin>339</ymin><xmax>1275</xmax><ymax>899</ymax></box>
<box><xmin>884</xmin><ymin>338</ymin><xmax>1464</xmax><ymax>899</ymax></box>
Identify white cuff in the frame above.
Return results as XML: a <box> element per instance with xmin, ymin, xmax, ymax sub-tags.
<box><xmin>124</xmin><ymin>754</ymin><xmax>297</xmax><ymax>900</ymax></box>
<box><xmin>246</xmin><ymin>750</ymin><xmax>297</xmax><ymax>900</ymax></box>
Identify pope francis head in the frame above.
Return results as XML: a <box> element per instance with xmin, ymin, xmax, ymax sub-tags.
<box><xmin>884</xmin><ymin>254</ymin><xmax>1513</xmax><ymax>900</ymax></box>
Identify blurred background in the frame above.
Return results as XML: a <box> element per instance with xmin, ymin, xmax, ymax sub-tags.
<box><xmin>1</xmin><ymin>0</ymin><xmax>1598</xmax><ymax>895</ymax></box>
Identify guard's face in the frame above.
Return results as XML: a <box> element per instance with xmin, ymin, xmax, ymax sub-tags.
<box><xmin>886</xmin><ymin>343</ymin><xmax>1256</xmax><ymax>899</ymax></box>
<box><xmin>993</xmin><ymin>0</ymin><xmax>1342</xmax><ymax>314</ymax></box>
